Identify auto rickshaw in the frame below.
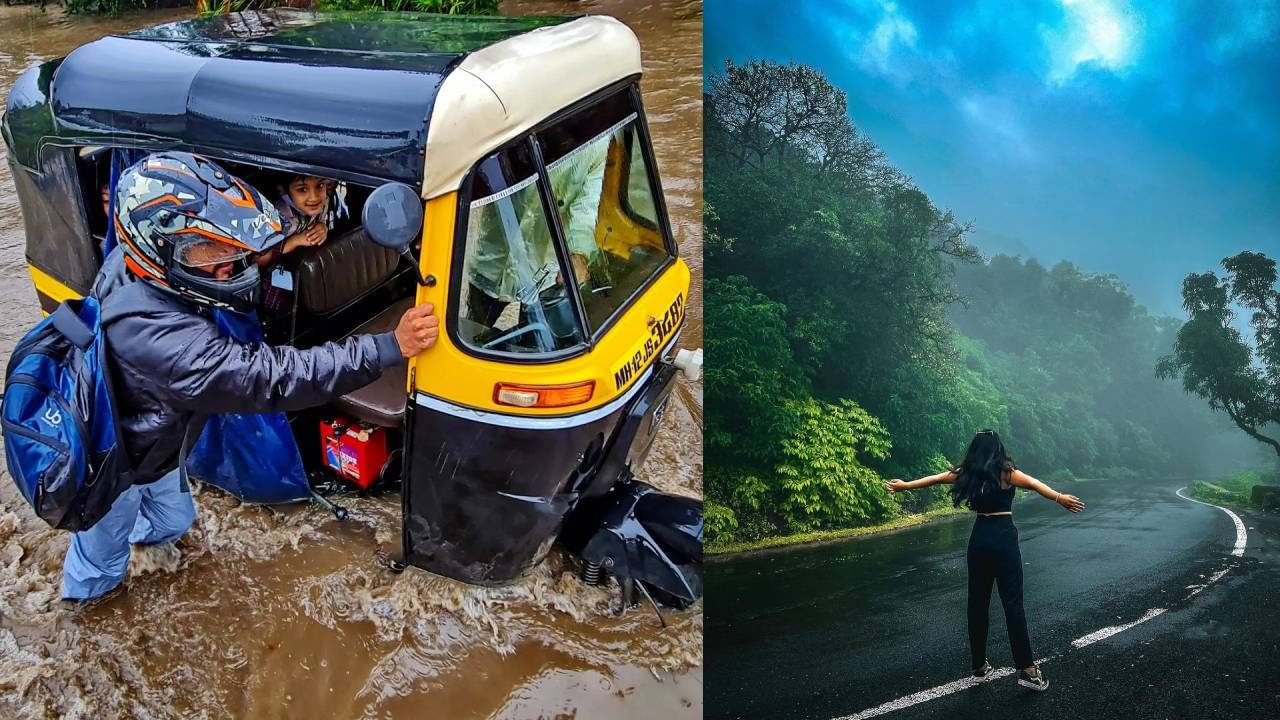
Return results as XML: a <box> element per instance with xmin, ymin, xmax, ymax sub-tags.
<box><xmin>2</xmin><ymin>9</ymin><xmax>703</xmax><ymax>609</ymax></box>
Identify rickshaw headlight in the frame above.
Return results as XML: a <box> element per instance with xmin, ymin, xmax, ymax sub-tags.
<box><xmin>494</xmin><ymin>381</ymin><xmax>596</xmax><ymax>409</ymax></box>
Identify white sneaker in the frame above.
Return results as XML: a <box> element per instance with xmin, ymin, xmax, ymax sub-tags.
<box><xmin>1017</xmin><ymin>667</ymin><xmax>1049</xmax><ymax>691</ymax></box>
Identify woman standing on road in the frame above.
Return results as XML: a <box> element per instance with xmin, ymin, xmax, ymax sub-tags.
<box><xmin>885</xmin><ymin>429</ymin><xmax>1085</xmax><ymax>692</ymax></box>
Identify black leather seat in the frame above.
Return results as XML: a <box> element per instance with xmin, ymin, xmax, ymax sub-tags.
<box><xmin>332</xmin><ymin>297</ymin><xmax>413</xmax><ymax>427</ymax></box>
<box><xmin>293</xmin><ymin>227</ymin><xmax>400</xmax><ymax>315</ymax></box>
<box><xmin>292</xmin><ymin>228</ymin><xmax>409</xmax><ymax>427</ymax></box>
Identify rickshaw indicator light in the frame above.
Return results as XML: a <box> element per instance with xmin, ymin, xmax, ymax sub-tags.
<box><xmin>497</xmin><ymin>388</ymin><xmax>540</xmax><ymax>407</ymax></box>
<box><xmin>494</xmin><ymin>381</ymin><xmax>596</xmax><ymax>409</ymax></box>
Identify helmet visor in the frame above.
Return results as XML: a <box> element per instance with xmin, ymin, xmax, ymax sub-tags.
<box><xmin>172</xmin><ymin>237</ymin><xmax>256</xmax><ymax>280</ymax></box>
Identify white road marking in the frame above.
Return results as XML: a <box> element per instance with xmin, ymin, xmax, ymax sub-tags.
<box><xmin>1070</xmin><ymin>607</ymin><xmax>1167</xmax><ymax>648</ymax></box>
<box><xmin>833</xmin><ymin>668</ymin><xmax>1017</xmax><ymax>720</ymax></box>
<box><xmin>831</xmin><ymin>488</ymin><xmax>1249</xmax><ymax>720</ymax></box>
<box><xmin>1175</xmin><ymin>486</ymin><xmax>1247</xmax><ymax>557</ymax></box>
<box><xmin>1186</xmin><ymin>567</ymin><xmax>1231</xmax><ymax>597</ymax></box>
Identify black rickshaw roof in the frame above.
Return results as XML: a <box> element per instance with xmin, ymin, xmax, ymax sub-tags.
<box><xmin>2</xmin><ymin>10</ymin><xmax>570</xmax><ymax>187</ymax></box>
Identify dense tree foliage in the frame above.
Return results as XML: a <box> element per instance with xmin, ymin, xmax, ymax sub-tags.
<box><xmin>705</xmin><ymin>60</ymin><xmax>1249</xmax><ymax>547</ymax></box>
<box><xmin>1158</xmin><ymin>251</ymin><xmax>1280</xmax><ymax>457</ymax></box>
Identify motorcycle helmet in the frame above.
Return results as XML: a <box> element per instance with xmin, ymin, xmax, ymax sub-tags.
<box><xmin>114</xmin><ymin>152</ymin><xmax>284</xmax><ymax>313</ymax></box>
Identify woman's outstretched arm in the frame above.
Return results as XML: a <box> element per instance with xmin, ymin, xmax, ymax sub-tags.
<box><xmin>1009</xmin><ymin>469</ymin><xmax>1085</xmax><ymax>513</ymax></box>
<box><xmin>884</xmin><ymin>470</ymin><xmax>956</xmax><ymax>494</ymax></box>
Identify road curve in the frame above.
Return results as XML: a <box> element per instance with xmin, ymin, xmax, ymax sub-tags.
<box><xmin>706</xmin><ymin>481</ymin><xmax>1279</xmax><ymax>720</ymax></box>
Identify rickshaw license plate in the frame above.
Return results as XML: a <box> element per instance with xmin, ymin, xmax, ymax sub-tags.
<box><xmin>614</xmin><ymin>293</ymin><xmax>685</xmax><ymax>390</ymax></box>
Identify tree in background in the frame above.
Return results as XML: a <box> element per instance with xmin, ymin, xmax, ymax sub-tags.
<box><xmin>706</xmin><ymin>59</ymin><xmax>981</xmax><ymax>463</ymax></box>
<box><xmin>1158</xmin><ymin>251</ymin><xmax>1280</xmax><ymax>457</ymax></box>
<box><xmin>704</xmin><ymin>58</ymin><xmax>1248</xmax><ymax>549</ymax></box>
<box><xmin>705</xmin><ymin>59</ymin><xmax>986</xmax><ymax>543</ymax></box>
<box><xmin>774</xmin><ymin>399</ymin><xmax>893</xmax><ymax>531</ymax></box>
<box><xmin>950</xmin><ymin>255</ymin><xmax>1241</xmax><ymax>480</ymax></box>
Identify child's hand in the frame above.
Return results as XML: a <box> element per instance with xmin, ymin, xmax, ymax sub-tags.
<box><xmin>282</xmin><ymin>225</ymin><xmax>327</xmax><ymax>254</ymax></box>
<box><xmin>885</xmin><ymin>479</ymin><xmax>908</xmax><ymax>493</ymax></box>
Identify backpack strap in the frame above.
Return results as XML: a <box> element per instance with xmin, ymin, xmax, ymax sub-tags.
<box><xmin>45</xmin><ymin>279</ymin><xmax>174</xmax><ymax>353</ymax></box>
<box><xmin>97</xmin><ymin>280</ymin><xmax>194</xmax><ymax>485</ymax></box>
<box><xmin>50</xmin><ymin>303</ymin><xmax>95</xmax><ymax>350</ymax></box>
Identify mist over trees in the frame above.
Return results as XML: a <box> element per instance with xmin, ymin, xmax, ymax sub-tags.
<box><xmin>704</xmin><ymin>59</ymin><xmax>1251</xmax><ymax>547</ymax></box>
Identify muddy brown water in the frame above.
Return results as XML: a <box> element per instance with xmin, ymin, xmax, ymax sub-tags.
<box><xmin>0</xmin><ymin>2</ymin><xmax>703</xmax><ymax>718</ymax></box>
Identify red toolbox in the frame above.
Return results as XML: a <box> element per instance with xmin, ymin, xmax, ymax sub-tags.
<box><xmin>319</xmin><ymin>416</ymin><xmax>389</xmax><ymax>489</ymax></box>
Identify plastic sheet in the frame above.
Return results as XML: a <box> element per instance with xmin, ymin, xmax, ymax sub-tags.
<box><xmin>187</xmin><ymin>309</ymin><xmax>311</xmax><ymax>504</ymax></box>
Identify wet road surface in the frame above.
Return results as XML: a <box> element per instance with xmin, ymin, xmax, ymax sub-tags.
<box><xmin>706</xmin><ymin>480</ymin><xmax>1279</xmax><ymax>719</ymax></box>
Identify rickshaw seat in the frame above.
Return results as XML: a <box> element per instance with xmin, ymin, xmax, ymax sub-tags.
<box><xmin>293</xmin><ymin>227</ymin><xmax>401</xmax><ymax>315</ymax></box>
<box><xmin>333</xmin><ymin>296</ymin><xmax>414</xmax><ymax>427</ymax></box>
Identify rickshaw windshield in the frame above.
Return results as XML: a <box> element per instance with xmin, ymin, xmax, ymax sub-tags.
<box><xmin>455</xmin><ymin>87</ymin><xmax>674</xmax><ymax>357</ymax></box>
<box><xmin>458</xmin><ymin>142</ymin><xmax>587</xmax><ymax>354</ymax></box>
<box><xmin>540</xmin><ymin>109</ymin><xmax>670</xmax><ymax>334</ymax></box>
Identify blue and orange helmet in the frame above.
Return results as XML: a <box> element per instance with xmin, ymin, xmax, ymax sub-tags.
<box><xmin>114</xmin><ymin>152</ymin><xmax>284</xmax><ymax>313</ymax></box>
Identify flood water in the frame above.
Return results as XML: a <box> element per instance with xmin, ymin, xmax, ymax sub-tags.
<box><xmin>0</xmin><ymin>2</ymin><xmax>703</xmax><ymax>718</ymax></box>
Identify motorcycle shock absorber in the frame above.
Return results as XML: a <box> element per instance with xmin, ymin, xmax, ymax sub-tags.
<box><xmin>581</xmin><ymin>560</ymin><xmax>604</xmax><ymax>586</ymax></box>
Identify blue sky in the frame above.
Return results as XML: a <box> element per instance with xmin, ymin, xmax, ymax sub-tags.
<box><xmin>705</xmin><ymin>0</ymin><xmax>1280</xmax><ymax>317</ymax></box>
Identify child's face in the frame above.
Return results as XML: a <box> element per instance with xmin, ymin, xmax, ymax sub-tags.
<box><xmin>286</xmin><ymin>176</ymin><xmax>332</xmax><ymax>217</ymax></box>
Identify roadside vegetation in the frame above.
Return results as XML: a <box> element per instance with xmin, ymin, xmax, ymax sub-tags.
<box><xmin>704</xmin><ymin>59</ymin><xmax>1256</xmax><ymax>553</ymax></box>
<box><xmin>312</xmin><ymin>0</ymin><xmax>498</xmax><ymax>11</ymax></box>
<box><xmin>1189</xmin><ymin>470</ymin><xmax>1278</xmax><ymax>508</ymax></box>
<box><xmin>707</xmin><ymin>505</ymin><xmax>968</xmax><ymax>556</ymax></box>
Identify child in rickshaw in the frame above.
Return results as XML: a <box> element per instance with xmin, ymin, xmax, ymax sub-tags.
<box><xmin>253</xmin><ymin>173</ymin><xmax>349</xmax><ymax>312</ymax></box>
<box><xmin>274</xmin><ymin>173</ymin><xmax>348</xmax><ymax>245</ymax></box>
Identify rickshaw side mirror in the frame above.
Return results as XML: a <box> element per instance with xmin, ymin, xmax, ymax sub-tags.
<box><xmin>363</xmin><ymin>182</ymin><xmax>434</xmax><ymax>286</ymax></box>
<box><xmin>363</xmin><ymin>182</ymin><xmax>422</xmax><ymax>252</ymax></box>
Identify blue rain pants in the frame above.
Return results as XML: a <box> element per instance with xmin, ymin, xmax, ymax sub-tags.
<box><xmin>61</xmin><ymin>468</ymin><xmax>196</xmax><ymax>601</ymax></box>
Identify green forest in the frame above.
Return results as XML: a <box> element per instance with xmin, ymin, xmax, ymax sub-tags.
<box><xmin>704</xmin><ymin>59</ymin><xmax>1264</xmax><ymax>550</ymax></box>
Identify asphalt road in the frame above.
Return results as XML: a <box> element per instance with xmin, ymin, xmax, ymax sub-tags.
<box><xmin>705</xmin><ymin>480</ymin><xmax>1280</xmax><ymax>720</ymax></box>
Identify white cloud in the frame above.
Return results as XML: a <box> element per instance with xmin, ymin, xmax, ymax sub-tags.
<box><xmin>1042</xmin><ymin>0</ymin><xmax>1142</xmax><ymax>84</ymax></box>
<box><xmin>832</xmin><ymin>0</ymin><xmax>921</xmax><ymax>83</ymax></box>
<box><xmin>865</xmin><ymin>2</ymin><xmax>919</xmax><ymax>71</ymax></box>
<box><xmin>961</xmin><ymin>94</ymin><xmax>1036</xmax><ymax>160</ymax></box>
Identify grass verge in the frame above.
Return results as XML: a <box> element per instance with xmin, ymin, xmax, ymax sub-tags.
<box><xmin>1187</xmin><ymin>469</ymin><xmax>1278</xmax><ymax>508</ymax></box>
<box><xmin>706</xmin><ymin>504</ymin><xmax>968</xmax><ymax>557</ymax></box>
<box><xmin>1188</xmin><ymin>479</ymin><xmax>1253</xmax><ymax>508</ymax></box>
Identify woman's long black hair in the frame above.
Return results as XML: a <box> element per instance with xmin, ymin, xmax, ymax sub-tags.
<box><xmin>949</xmin><ymin>429</ymin><xmax>1016</xmax><ymax>509</ymax></box>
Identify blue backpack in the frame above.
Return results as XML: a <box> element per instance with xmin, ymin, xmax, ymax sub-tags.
<box><xmin>2</xmin><ymin>297</ymin><xmax>133</xmax><ymax>531</ymax></box>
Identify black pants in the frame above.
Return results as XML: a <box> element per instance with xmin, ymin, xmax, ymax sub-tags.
<box><xmin>967</xmin><ymin>515</ymin><xmax>1034</xmax><ymax>669</ymax></box>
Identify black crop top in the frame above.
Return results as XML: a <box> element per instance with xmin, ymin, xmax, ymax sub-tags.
<box><xmin>969</xmin><ymin>476</ymin><xmax>1015</xmax><ymax>513</ymax></box>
